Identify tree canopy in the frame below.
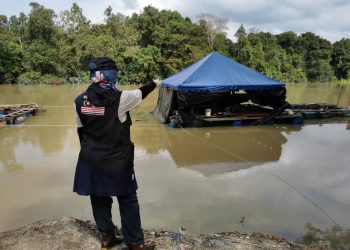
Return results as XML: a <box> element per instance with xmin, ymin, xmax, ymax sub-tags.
<box><xmin>0</xmin><ymin>2</ymin><xmax>349</xmax><ymax>84</ymax></box>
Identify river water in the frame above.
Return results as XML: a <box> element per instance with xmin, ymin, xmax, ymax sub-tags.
<box><xmin>0</xmin><ymin>84</ymin><xmax>349</xmax><ymax>241</ymax></box>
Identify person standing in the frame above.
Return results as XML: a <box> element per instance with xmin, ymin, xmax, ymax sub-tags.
<box><xmin>73</xmin><ymin>57</ymin><xmax>160</xmax><ymax>250</ymax></box>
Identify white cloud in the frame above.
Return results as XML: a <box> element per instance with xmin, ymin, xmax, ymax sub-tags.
<box><xmin>0</xmin><ymin>0</ymin><xmax>349</xmax><ymax>41</ymax></box>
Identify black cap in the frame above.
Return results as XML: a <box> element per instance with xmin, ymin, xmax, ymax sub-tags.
<box><xmin>88</xmin><ymin>57</ymin><xmax>118</xmax><ymax>73</ymax></box>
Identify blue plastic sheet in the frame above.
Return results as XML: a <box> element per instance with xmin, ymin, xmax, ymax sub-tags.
<box><xmin>162</xmin><ymin>52</ymin><xmax>284</xmax><ymax>92</ymax></box>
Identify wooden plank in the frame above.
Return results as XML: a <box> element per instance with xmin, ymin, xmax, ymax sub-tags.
<box><xmin>199</xmin><ymin>113</ymin><xmax>302</xmax><ymax>122</ymax></box>
<box><xmin>0</xmin><ymin>103</ymin><xmax>38</xmax><ymax>112</ymax></box>
<box><xmin>292</xmin><ymin>109</ymin><xmax>346</xmax><ymax>112</ymax></box>
<box><xmin>201</xmin><ymin>115</ymin><xmax>265</xmax><ymax>122</ymax></box>
<box><xmin>201</xmin><ymin>117</ymin><xmax>247</xmax><ymax>122</ymax></box>
<box><xmin>0</xmin><ymin>103</ymin><xmax>38</xmax><ymax>108</ymax></box>
<box><xmin>0</xmin><ymin>108</ymin><xmax>35</xmax><ymax>123</ymax></box>
<box><xmin>239</xmin><ymin>112</ymin><xmax>270</xmax><ymax>117</ymax></box>
<box><xmin>276</xmin><ymin>114</ymin><xmax>302</xmax><ymax>119</ymax></box>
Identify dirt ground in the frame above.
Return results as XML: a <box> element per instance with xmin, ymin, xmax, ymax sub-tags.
<box><xmin>0</xmin><ymin>217</ymin><xmax>331</xmax><ymax>250</ymax></box>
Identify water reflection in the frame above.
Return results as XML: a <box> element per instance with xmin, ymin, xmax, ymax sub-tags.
<box><xmin>0</xmin><ymin>126</ymin><xmax>78</xmax><ymax>173</ymax></box>
<box><xmin>133</xmin><ymin>126</ymin><xmax>303</xmax><ymax>176</ymax></box>
<box><xmin>0</xmin><ymin>128</ymin><xmax>24</xmax><ymax>172</ymax></box>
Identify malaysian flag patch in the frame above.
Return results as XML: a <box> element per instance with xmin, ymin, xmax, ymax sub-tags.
<box><xmin>81</xmin><ymin>106</ymin><xmax>105</xmax><ymax>116</ymax></box>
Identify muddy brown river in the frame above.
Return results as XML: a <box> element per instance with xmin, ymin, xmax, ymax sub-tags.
<box><xmin>0</xmin><ymin>83</ymin><xmax>349</xmax><ymax>241</ymax></box>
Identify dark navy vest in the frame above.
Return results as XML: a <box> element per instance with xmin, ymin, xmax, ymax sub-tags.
<box><xmin>74</xmin><ymin>88</ymin><xmax>134</xmax><ymax>171</ymax></box>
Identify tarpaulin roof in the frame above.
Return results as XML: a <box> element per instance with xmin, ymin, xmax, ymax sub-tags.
<box><xmin>162</xmin><ymin>52</ymin><xmax>284</xmax><ymax>92</ymax></box>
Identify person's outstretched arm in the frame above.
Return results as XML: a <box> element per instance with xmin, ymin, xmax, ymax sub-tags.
<box><xmin>139</xmin><ymin>81</ymin><xmax>156</xmax><ymax>99</ymax></box>
<box><xmin>118</xmin><ymin>80</ymin><xmax>161</xmax><ymax>122</ymax></box>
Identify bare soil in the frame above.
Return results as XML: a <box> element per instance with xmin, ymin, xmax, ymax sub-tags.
<box><xmin>0</xmin><ymin>218</ymin><xmax>331</xmax><ymax>250</ymax></box>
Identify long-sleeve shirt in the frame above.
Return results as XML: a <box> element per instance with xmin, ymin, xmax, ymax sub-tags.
<box><xmin>74</xmin><ymin>82</ymin><xmax>156</xmax><ymax>127</ymax></box>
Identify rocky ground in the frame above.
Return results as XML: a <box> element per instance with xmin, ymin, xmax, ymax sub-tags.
<box><xmin>0</xmin><ymin>218</ymin><xmax>331</xmax><ymax>250</ymax></box>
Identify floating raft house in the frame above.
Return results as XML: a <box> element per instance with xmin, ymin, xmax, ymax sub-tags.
<box><xmin>155</xmin><ymin>52</ymin><xmax>300</xmax><ymax>127</ymax></box>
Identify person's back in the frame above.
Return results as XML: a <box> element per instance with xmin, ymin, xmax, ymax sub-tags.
<box><xmin>75</xmin><ymin>87</ymin><xmax>134</xmax><ymax>172</ymax></box>
<box><xmin>73</xmin><ymin>57</ymin><xmax>160</xmax><ymax>249</ymax></box>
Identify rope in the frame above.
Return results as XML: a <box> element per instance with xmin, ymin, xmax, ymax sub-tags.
<box><xmin>267</xmin><ymin>170</ymin><xmax>339</xmax><ymax>226</ymax></box>
<box><xmin>178</xmin><ymin>124</ymin><xmax>249</xmax><ymax>162</ymax></box>
<box><xmin>177</xmin><ymin>123</ymin><xmax>340</xmax><ymax>227</ymax></box>
<box><xmin>336</xmin><ymin>85</ymin><xmax>345</xmax><ymax>106</ymax></box>
<box><xmin>0</xmin><ymin>124</ymin><xmax>163</xmax><ymax>127</ymax></box>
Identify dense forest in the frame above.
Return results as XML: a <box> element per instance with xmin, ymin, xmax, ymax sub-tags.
<box><xmin>0</xmin><ymin>2</ymin><xmax>349</xmax><ymax>85</ymax></box>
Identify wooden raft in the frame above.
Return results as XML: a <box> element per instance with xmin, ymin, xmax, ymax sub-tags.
<box><xmin>289</xmin><ymin>103</ymin><xmax>350</xmax><ymax>118</ymax></box>
<box><xmin>199</xmin><ymin>112</ymin><xmax>303</xmax><ymax>124</ymax></box>
<box><xmin>0</xmin><ymin>104</ymin><xmax>39</xmax><ymax>124</ymax></box>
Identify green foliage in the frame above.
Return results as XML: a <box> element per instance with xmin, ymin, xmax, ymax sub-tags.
<box><xmin>40</xmin><ymin>74</ymin><xmax>68</xmax><ymax>85</ymax></box>
<box><xmin>121</xmin><ymin>45</ymin><xmax>162</xmax><ymax>84</ymax></box>
<box><xmin>0</xmin><ymin>42</ymin><xmax>24</xmax><ymax>83</ymax></box>
<box><xmin>297</xmin><ymin>32</ymin><xmax>334</xmax><ymax>82</ymax></box>
<box><xmin>235</xmin><ymin>24</ymin><xmax>246</xmax><ymax>43</ymax></box>
<box><xmin>27</xmin><ymin>2</ymin><xmax>56</xmax><ymax>42</ymax></box>
<box><xmin>299</xmin><ymin>223</ymin><xmax>350</xmax><ymax>250</ymax></box>
<box><xmin>213</xmin><ymin>33</ymin><xmax>235</xmax><ymax>57</ymax></box>
<box><xmin>0</xmin><ymin>2</ymin><xmax>349</xmax><ymax>84</ymax></box>
<box><xmin>24</xmin><ymin>40</ymin><xmax>58</xmax><ymax>74</ymax></box>
<box><xmin>0</xmin><ymin>15</ymin><xmax>7</xmax><ymax>27</ymax></box>
<box><xmin>130</xmin><ymin>5</ymin><xmax>161</xmax><ymax>47</ymax></box>
<box><xmin>277</xmin><ymin>31</ymin><xmax>298</xmax><ymax>54</ymax></box>
<box><xmin>67</xmin><ymin>71</ymin><xmax>89</xmax><ymax>84</ymax></box>
<box><xmin>197</xmin><ymin>13</ymin><xmax>228</xmax><ymax>49</ymax></box>
<box><xmin>130</xmin><ymin>6</ymin><xmax>209</xmax><ymax>79</ymax></box>
<box><xmin>17</xmin><ymin>72</ymin><xmax>69</xmax><ymax>85</ymax></box>
<box><xmin>331</xmin><ymin>39</ymin><xmax>350</xmax><ymax>80</ymax></box>
<box><xmin>60</xmin><ymin>3</ymin><xmax>89</xmax><ymax>34</ymax></box>
<box><xmin>9</xmin><ymin>13</ymin><xmax>27</xmax><ymax>47</ymax></box>
<box><xmin>17</xmin><ymin>71</ymin><xmax>41</xmax><ymax>84</ymax></box>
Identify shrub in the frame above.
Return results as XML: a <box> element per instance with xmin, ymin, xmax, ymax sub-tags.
<box><xmin>17</xmin><ymin>71</ymin><xmax>42</xmax><ymax>84</ymax></box>
<box><xmin>41</xmin><ymin>74</ymin><xmax>68</xmax><ymax>85</ymax></box>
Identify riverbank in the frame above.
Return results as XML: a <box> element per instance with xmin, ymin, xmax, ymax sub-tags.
<box><xmin>0</xmin><ymin>218</ymin><xmax>330</xmax><ymax>250</ymax></box>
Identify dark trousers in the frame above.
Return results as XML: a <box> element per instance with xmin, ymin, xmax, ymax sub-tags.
<box><xmin>90</xmin><ymin>192</ymin><xmax>144</xmax><ymax>243</ymax></box>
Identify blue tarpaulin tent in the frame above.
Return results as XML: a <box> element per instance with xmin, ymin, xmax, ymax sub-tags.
<box><xmin>162</xmin><ymin>52</ymin><xmax>284</xmax><ymax>92</ymax></box>
<box><xmin>156</xmin><ymin>52</ymin><xmax>286</xmax><ymax>126</ymax></box>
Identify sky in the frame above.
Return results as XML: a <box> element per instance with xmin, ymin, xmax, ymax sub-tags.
<box><xmin>0</xmin><ymin>0</ymin><xmax>349</xmax><ymax>42</ymax></box>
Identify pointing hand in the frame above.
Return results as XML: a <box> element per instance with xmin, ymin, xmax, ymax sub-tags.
<box><xmin>153</xmin><ymin>79</ymin><xmax>162</xmax><ymax>87</ymax></box>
